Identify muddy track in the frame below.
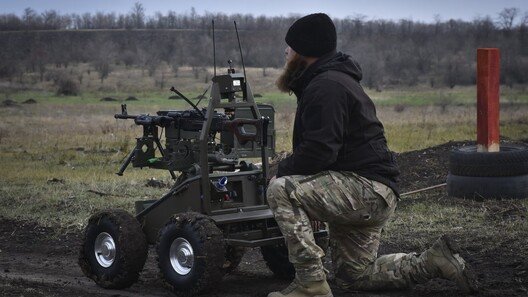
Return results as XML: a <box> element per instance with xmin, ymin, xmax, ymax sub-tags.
<box><xmin>0</xmin><ymin>229</ymin><xmax>464</xmax><ymax>297</ymax></box>
<box><xmin>1</xmin><ymin>140</ymin><xmax>527</xmax><ymax>296</ymax></box>
<box><xmin>3</xmin><ymin>223</ymin><xmax>523</xmax><ymax>297</ymax></box>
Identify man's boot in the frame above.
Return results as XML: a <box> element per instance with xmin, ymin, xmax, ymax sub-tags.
<box><xmin>420</xmin><ymin>235</ymin><xmax>478</xmax><ymax>293</ymax></box>
<box><xmin>267</xmin><ymin>278</ymin><xmax>333</xmax><ymax>297</ymax></box>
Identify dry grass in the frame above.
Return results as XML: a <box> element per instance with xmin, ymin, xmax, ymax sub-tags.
<box><xmin>0</xmin><ymin>104</ymin><xmax>171</xmax><ymax>228</ymax></box>
<box><xmin>1</xmin><ymin>100</ymin><xmax>527</xmax><ymax>229</ymax></box>
<box><xmin>1</xmin><ymin>70</ymin><xmax>528</xmax><ymax>229</ymax></box>
<box><xmin>383</xmin><ymin>188</ymin><xmax>528</xmax><ymax>266</ymax></box>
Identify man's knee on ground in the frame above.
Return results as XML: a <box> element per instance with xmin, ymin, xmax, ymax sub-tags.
<box><xmin>335</xmin><ymin>253</ymin><xmax>415</xmax><ymax>291</ymax></box>
<box><xmin>334</xmin><ymin>261</ymin><xmax>368</xmax><ymax>284</ymax></box>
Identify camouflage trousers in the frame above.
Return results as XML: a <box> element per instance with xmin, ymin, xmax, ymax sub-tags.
<box><xmin>267</xmin><ymin>171</ymin><xmax>432</xmax><ymax>290</ymax></box>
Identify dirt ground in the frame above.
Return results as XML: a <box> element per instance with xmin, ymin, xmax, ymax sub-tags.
<box><xmin>1</xmin><ymin>140</ymin><xmax>527</xmax><ymax>297</ymax></box>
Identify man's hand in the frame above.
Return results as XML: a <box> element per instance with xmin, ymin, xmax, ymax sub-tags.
<box><xmin>267</xmin><ymin>151</ymin><xmax>291</xmax><ymax>181</ymax></box>
<box><xmin>311</xmin><ymin>220</ymin><xmax>323</xmax><ymax>231</ymax></box>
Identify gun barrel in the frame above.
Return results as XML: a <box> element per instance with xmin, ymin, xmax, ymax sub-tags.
<box><xmin>115</xmin><ymin>113</ymin><xmax>174</xmax><ymax>127</ymax></box>
<box><xmin>115</xmin><ymin>114</ymin><xmax>138</xmax><ymax>120</ymax></box>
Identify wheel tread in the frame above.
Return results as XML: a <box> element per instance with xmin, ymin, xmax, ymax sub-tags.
<box><xmin>156</xmin><ymin>212</ymin><xmax>225</xmax><ymax>296</ymax></box>
<box><xmin>78</xmin><ymin>209</ymin><xmax>148</xmax><ymax>289</ymax></box>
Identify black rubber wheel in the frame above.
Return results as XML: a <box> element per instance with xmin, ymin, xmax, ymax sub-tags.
<box><xmin>224</xmin><ymin>246</ymin><xmax>245</xmax><ymax>274</ymax></box>
<box><xmin>449</xmin><ymin>144</ymin><xmax>528</xmax><ymax>177</ymax></box>
<box><xmin>447</xmin><ymin>173</ymin><xmax>528</xmax><ymax>199</ymax></box>
<box><xmin>78</xmin><ymin>209</ymin><xmax>148</xmax><ymax>289</ymax></box>
<box><xmin>156</xmin><ymin>212</ymin><xmax>225</xmax><ymax>296</ymax></box>
<box><xmin>261</xmin><ymin>231</ymin><xmax>329</xmax><ymax>280</ymax></box>
<box><xmin>260</xmin><ymin>242</ymin><xmax>295</xmax><ymax>280</ymax></box>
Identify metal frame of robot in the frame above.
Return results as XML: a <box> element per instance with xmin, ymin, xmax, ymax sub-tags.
<box><xmin>132</xmin><ymin>76</ymin><xmax>327</xmax><ymax>248</ymax></box>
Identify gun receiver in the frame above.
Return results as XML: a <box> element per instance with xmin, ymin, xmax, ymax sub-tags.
<box><xmin>114</xmin><ymin>102</ymin><xmax>272</xmax><ymax>177</ymax></box>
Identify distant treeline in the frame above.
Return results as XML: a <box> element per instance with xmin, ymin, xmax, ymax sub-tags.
<box><xmin>1</xmin><ymin>4</ymin><xmax>527</xmax><ymax>89</ymax></box>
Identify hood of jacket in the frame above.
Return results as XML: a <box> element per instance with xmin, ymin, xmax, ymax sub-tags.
<box><xmin>289</xmin><ymin>51</ymin><xmax>363</xmax><ymax>97</ymax></box>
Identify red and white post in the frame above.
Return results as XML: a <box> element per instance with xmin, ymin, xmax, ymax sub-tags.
<box><xmin>476</xmin><ymin>48</ymin><xmax>500</xmax><ymax>152</ymax></box>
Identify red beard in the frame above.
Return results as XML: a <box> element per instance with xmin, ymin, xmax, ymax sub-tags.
<box><xmin>276</xmin><ymin>54</ymin><xmax>308</xmax><ymax>93</ymax></box>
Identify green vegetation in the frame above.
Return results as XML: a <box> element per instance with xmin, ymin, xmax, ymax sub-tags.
<box><xmin>1</xmin><ymin>81</ymin><xmax>528</xmax><ymax>230</ymax></box>
<box><xmin>5</xmin><ymin>83</ymin><xmax>528</xmax><ymax>110</ymax></box>
<box><xmin>386</xmin><ymin>121</ymin><xmax>528</xmax><ymax>152</ymax></box>
<box><xmin>373</xmin><ymin>86</ymin><xmax>528</xmax><ymax>106</ymax></box>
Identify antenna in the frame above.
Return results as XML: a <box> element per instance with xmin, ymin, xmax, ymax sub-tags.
<box><xmin>196</xmin><ymin>85</ymin><xmax>210</xmax><ymax>106</ymax></box>
<box><xmin>169</xmin><ymin>86</ymin><xmax>205</xmax><ymax>118</ymax></box>
<box><xmin>234</xmin><ymin>21</ymin><xmax>247</xmax><ymax>82</ymax></box>
<box><xmin>212</xmin><ymin>20</ymin><xmax>216</xmax><ymax>77</ymax></box>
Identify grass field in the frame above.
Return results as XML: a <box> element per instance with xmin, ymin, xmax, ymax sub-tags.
<box><xmin>1</xmin><ymin>65</ymin><xmax>528</xmax><ymax>230</ymax></box>
<box><xmin>1</xmin><ymin>98</ymin><xmax>527</xmax><ymax>230</ymax></box>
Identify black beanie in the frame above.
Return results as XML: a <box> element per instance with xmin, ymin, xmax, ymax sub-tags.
<box><xmin>285</xmin><ymin>13</ymin><xmax>337</xmax><ymax>57</ymax></box>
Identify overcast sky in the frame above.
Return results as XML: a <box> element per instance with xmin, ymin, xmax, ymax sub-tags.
<box><xmin>1</xmin><ymin>0</ymin><xmax>527</xmax><ymax>23</ymax></box>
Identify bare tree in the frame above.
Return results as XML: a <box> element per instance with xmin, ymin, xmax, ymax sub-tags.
<box><xmin>81</xmin><ymin>13</ymin><xmax>92</xmax><ymax>29</ymax></box>
<box><xmin>351</xmin><ymin>14</ymin><xmax>367</xmax><ymax>36</ymax></box>
<box><xmin>2</xmin><ymin>8</ymin><xmax>528</xmax><ymax>88</ymax></box>
<box><xmin>41</xmin><ymin>10</ymin><xmax>60</xmax><ymax>29</ymax></box>
<box><xmin>22</xmin><ymin>7</ymin><xmax>36</xmax><ymax>30</ymax></box>
<box><xmin>167</xmin><ymin>10</ymin><xmax>176</xmax><ymax>28</ymax></box>
<box><xmin>521</xmin><ymin>11</ymin><xmax>528</xmax><ymax>27</ymax></box>
<box><xmin>90</xmin><ymin>41</ymin><xmax>117</xmax><ymax>83</ymax></box>
<box><xmin>0</xmin><ymin>55</ymin><xmax>20</xmax><ymax>81</ymax></box>
<box><xmin>497</xmin><ymin>7</ymin><xmax>520</xmax><ymax>30</ymax></box>
<box><xmin>130</xmin><ymin>2</ymin><xmax>145</xmax><ymax>28</ymax></box>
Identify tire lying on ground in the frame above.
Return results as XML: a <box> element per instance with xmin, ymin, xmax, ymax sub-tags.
<box><xmin>447</xmin><ymin>173</ymin><xmax>528</xmax><ymax>199</ymax></box>
<box><xmin>157</xmin><ymin>212</ymin><xmax>225</xmax><ymax>296</ymax></box>
<box><xmin>448</xmin><ymin>143</ymin><xmax>528</xmax><ymax>199</ymax></box>
<box><xmin>78</xmin><ymin>209</ymin><xmax>148</xmax><ymax>289</ymax></box>
<box><xmin>449</xmin><ymin>144</ymin><xmax>528</xmax><ymax>177</ymax></box>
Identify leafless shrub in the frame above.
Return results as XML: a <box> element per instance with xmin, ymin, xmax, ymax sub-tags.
<box><xmin>0</xmin><ymin>127</ymin><xmax>9</xmax><ymax>144</ymax></box>
<box><xmin>394</xmin><ymin>104</ymin><xmax>406</xmax><ymax>112</ymax></box>
<box><xmin>56</xmin><ymin>78</ymin><xmax>80</xmax><ymax>96</ymax></box>
<box><xmin>434</xmin><ymin>93</ymin><xmax>454</xmax><ymax>113</ymax></box>
<box><xmin>100</xmin><ymin>97</ymin><xmax>117</xmax><ymax>102</ymax></box>
<box><xmin>100</xmin><ymin>122</ymin><xmax>115</xmax><ymax>134</ymax></box>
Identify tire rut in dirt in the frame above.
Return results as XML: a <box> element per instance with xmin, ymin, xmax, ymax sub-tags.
<box><xmin>156</xmin><ymin>212</ymin><xmax>225</xmax><ymax>296</ymax></box>
<box><xmin>78</xmin><ymin>209</ymin><xmax>148</xmax><ymax>289</ymax></box>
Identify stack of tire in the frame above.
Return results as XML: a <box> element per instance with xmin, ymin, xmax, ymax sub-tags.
<box><xmin>447</xmin><ymin>143</ymin><xmax>528</xmax><ymax>199</ymax></box>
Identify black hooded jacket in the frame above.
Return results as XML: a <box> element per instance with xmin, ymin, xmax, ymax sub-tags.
<box><xmin>276</xmin><ymin>51</ymin><xmax>400</xmax><ymax>195</ymax></box>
